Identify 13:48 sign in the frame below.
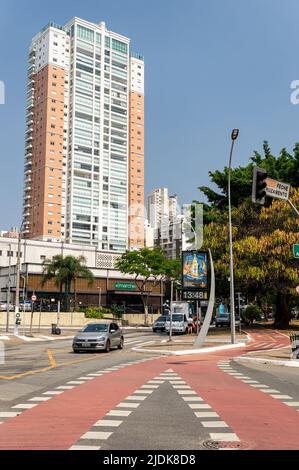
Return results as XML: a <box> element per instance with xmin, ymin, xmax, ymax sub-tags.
<box><xmin>182</xmin><ymin>290</ymin><xmax>208</xmax><ymax>300</ymax></box>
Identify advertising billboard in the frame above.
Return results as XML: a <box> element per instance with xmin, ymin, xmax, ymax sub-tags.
<box><xmin>182</xmin><ymin>251</ymin><xmax>209</xmax><ymax>290</ymax></box>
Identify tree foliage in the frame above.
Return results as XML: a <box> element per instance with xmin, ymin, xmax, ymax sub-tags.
<box><xmin>197</xmin><ymin>141</ymin><xmax>299</xmax><ymax>328</ymax></box>
<box><xmin>42</xmin><ymin>255</ymin><xmax>94</xmax><ymax>312</ymax></box>
<box><xmin>115</xmin><ymin>247</ymin><xmax>181</xmax><ymax>316</ymax></box>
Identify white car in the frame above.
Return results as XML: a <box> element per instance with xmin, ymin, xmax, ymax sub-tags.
<box><xmin>165</xmin><ymin>313</ymin><xmax>188</xmax><ymax>335</ymax></box>
<box><xmin>0</xmin><ymin>303</ymin><xmax>14</xmax><ymax>312</ymax></box>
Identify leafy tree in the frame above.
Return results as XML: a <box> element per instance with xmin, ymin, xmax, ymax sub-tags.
<box><xmin>196</xmin><ymin>141</ymin><xmax>299</xmax><ymax>223</ymax></box>
<box><xmin>42</xmin><ymin>255</ymin><xmax>94</xmax><ymax>312</ymax></box>
<box><xmin>115</xmin><ymin>248</ymin><xmax>181</xmax><ymax>322</ymax></box>
<box><xmin>243</xmin><ymin>305</ymin><xmax>263</xmax><ymax>327</ymax></box>
<box><xmin>203</xmin><ymin>192</ymin><xmax>299</xmax><ymax>329</ymax></box>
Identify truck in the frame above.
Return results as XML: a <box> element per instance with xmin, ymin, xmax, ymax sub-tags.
<box><xmin>165</xmin><ymin>302</ymin><xmax>192</xmax><ymax>335</ymax></box>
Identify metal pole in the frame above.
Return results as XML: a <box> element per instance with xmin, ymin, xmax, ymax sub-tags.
<box><xmin>6</xmin><ymin>244</ymin><xmax>11</xmax><ymax>333</ymax></box>
<box><xmin>228</xmin><ymin>139</ymin><xmax>236</xmax><ymax>344</ymax></box>
<box><xmin>237</xmin><ymin>292</ymin><xmax>242</xmax><ymax>333</ymax></box>
<box><xmin>168</xmin><ymin>280</ymin><xmax>174</xmax><ymax>342</ymax></box>
<box><xmin>29</xmin><ymin>301</ymin><xmax>34</xmax><ymax>337</ymax></box>
<box><xmin>14</xmin><ymin>230</ymin><xmax>22</xmax><ymax>336</ymax></box>
<box><xmin>39</xmin><ymin>302</ymin><xmax>42</xmax><ymax>332</ymax></box>
<box><xmin>287</xmin><ymin>198</ymin><xmax>299</xmax><ymax>217</ymax></box>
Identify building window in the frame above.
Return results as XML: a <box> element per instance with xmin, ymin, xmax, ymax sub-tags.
<box><xmin>112</xmin><ymin>39</ymin><xmax>127</xmax><ymax>54</ymax></box>
<box><xmin>40</xmin><ymin>255</ymin><xmax>46</xmax><ymax>261</ymax></box>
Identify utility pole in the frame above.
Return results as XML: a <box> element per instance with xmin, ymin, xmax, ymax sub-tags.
<box><xmin>168</xmin><ymin>279</ymin><xmax>174</xmax><ymax>342</ymax></box>
<box><xmin>228</xmin><ymin>129</ymin><xmax>239</xmax><ymax>344</ymax></box>
<box><xmin>14</xmin><ymin>228</ymin><xmax>23</xmax><ymax>336</ymax></box>
<box><xmin>5</xmin><ymin>244</ymin><xmax>11</xmax><ymax>333</ymax></box>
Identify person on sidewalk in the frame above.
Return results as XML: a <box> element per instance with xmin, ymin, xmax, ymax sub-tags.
<box><xmin>187</xmin><ymin>315</ymin><xmax>194</xmax><ymax>334</ymax></box>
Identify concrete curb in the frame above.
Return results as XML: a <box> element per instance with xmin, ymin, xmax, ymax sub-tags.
<box><xmin>235</xmin><ymin>355</ymin><xmax>299</xmax><ymax>368</ymax></box>
<box><xmin>132</xmin><ymin>341</ymin><xmax>247</xmax><ymax>356</ymax></box>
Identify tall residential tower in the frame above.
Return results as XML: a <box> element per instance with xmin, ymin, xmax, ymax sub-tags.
<box><xmin>23</xmin><ymin>18</ymin><xmax>144</xmax><ymax>252</ymax></box>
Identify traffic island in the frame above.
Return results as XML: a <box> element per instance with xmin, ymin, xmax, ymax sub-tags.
<box><xmin>132</xmin><ymin>333</ymin><xmax>248</xmax><ymax>356</ymax></box>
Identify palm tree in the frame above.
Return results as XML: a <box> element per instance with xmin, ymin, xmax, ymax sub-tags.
<box><xmin>42</xmin><ymin>255</ymin><xmax>94</xmax><ymax>312</ymax></box>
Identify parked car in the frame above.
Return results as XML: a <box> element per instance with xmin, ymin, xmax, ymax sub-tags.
<box><xmin>215</xmin><ymin>313</ymin><xmax>231</xmax><ymax>327</ymax></box>
<box><xmin>152</xmin><ymin>315</ymin><xmax>169</xmax><ymax>333</ymax></box>
<box><xmin>72</xmin><ymin>322</ymin><xmax>124</xmax><ymax>353</ymax></box>
<box><xmin>0</xmin><ymin>302</ymin><xmax>14</xmax><ymax>312</ymax></box>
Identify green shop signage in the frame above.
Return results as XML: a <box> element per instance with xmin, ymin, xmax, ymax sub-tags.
<box><xmin>114</xmin><ymin>282</ymin><xmax>137</xmax><ymax>291</ymax></box>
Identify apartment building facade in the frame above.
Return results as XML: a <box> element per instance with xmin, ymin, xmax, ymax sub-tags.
<box><xmin>23</xmin><ymin>18</ymin><xmax>144</xmax><ymax>253</ymax></box>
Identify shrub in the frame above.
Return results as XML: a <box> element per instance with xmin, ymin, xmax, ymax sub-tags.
<box><xmin>84</xmin><ymin>307</ymin><xmax>105</xmax><ymax>319</ymax></box>
<box><xmin>243</xmin><ymin>305</ymin><xmax>263</xmax><ymax>326</ymax></box>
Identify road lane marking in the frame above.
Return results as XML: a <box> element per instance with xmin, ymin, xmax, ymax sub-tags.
<box><xmin>202</xmin><ymin>421</ymin><xmax>229</xmax><ymax>428</ymax></box>
<box><xmin>134</xmin><ymin>390</ymin><xmax>154</xmax><ymax>394</ymax></box>
<box><xmin>282</xmin><ymin>402</ymin><xmax>299</xmax><ymax>406</ymax></box>
<box><xmin>0</xmin><ymin>412</ymin><xmax>20</xmax><ymax>417</ymax></box>
<box><xmin>195</xmin><ymin>412</ymin><xmax>219</xmax><ymax>418</ymax></box>
<box><xmin>126</xmin><ymin>396</ymin><xmax>147</xmax><ymax>401</ymax></box>
<box><xmin>188</xmin><ymin>404</ymin><xmax>211</xmax><ymax>409</ymax></box>
<box><xmin>107</xmin><ymin>410</ymin><xmax>132</xmax><ymax>417</ymax></box>
<box><xmin>177</xmin><ymin>390</ymin><xmax>196</xmax><ymax>395</ymax></box>
<box><xmin>56</xmin><ymin>386</ymin><xmax>75</xmax><ymax>390</ymax></box>
<box><xmin>94</xmin><ymin>420</ymin><xmax>122</xmax><ymax>427</ymax></box>
<box><xmin>81</xmin><ymin>431</ymin><xmax>112</xmax><ymax>440</ymax></box>
<box><xmin>12</xmin><ymin>403</ymin><xmax>37</xmax><ymax>409</ymax></box>
<box><xmin>116</xmin><ymin>402</ymin><xmax>140</xmax><ymax>409</ymax></box>
<box><xmin>43</xmin><ymin>391</ymin><xmax>64</xmax><ymax>396</ymax></box>
<box><xmin>270</xmin><ymin>394</ymin><xmax>293</xmax><ymax>399</ymax></box>
<box><xmin>182</xmin><ymin>397</ymin><xmax>204</xmax><ymax>402</ymax></box>
<box><xmin>70</xmin><ymin>445</ymin><xmax>101</xmax><ymax>450</ymax></box>
<box><xmin>210</xmin><ymin>433</ymin><xmax>240</xmax><ymax>442</ymax></box>
<box><xmin>67</xmin><ymin>381</ymin><xmax>85</xmax><ymax>385</ymax></box>
<box><xmin>28</xmin><ymin>397</ymin><xmax>51</xmax><ymax>402</ymax></box>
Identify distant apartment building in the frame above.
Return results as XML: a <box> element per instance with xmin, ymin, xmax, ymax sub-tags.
<box><xmin>23</xmin><ymin>18</ymin><xmax>144</xmax><ymax>253</ymax></box>
<box><xmin>146</xmin><ymin>188</ymin><xmax>182</xmax><ymax>259</ymax></box>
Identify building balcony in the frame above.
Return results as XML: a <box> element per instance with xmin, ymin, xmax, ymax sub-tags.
<box><xmin>25</xmin><ymin>143</ymin><xmax>33</xmax><ymax>150</ymax></box>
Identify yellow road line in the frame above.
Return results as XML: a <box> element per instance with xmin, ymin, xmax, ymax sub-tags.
<box><xmin>47</xmin><ymin>350</ymin><xmax>57</xmax><ymax>368</ymax></box>
<box><xmin>0</xmin><ymin>352</ymin><xmax>112</xmax><ymax>380</ymax></box>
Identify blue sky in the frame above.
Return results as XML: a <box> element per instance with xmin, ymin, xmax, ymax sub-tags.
<box><xmin>0</xmin><ymin>0</ymin><xmax>299</xmax><ymax>227</ymax></box>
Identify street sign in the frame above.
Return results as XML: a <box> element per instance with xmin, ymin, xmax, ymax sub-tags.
<box><xmin>31</xmin><ymin>294</ymin><xmax>37</xmax><ymax>302</ymax></box>
<box><xmin>266</xmin><ymin>178</ymin><xmax>290</xmax><ymax>201</ymax></box>
<box><xmin>293</xmin><ymin>245</ymin><xmax>299</xmax><ymax>259</ymax></box>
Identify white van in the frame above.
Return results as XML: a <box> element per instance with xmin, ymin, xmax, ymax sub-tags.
<box><xmin>165</xmin><ymin>302</ymin><xmax>193</xmax><ymax>335</ymax></box>
<box><xmin>165</xmin><ymin>313</ymin><xmax>189</xmax><ymax>334</ymax></box>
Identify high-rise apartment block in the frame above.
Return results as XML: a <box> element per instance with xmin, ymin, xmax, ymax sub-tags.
<box><xmin>23</xmin><ymin>18</ymin><xmax>144</xmax><ymax>252</ymax></box>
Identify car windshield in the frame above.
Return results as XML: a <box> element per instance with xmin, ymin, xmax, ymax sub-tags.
<box><xmin>81</xmin><ymin>324</ymin><xmax>108</xmax><ymax>333</ymax></box>
<box><xmin>171</xmin><ymin>314</ymin><xmax>184</xmax><ymax>322</ymax></box>
<box><xmin>156</xmin><ymin>316</ymin><xmax>168</xmax><ymax>321</ymax></box>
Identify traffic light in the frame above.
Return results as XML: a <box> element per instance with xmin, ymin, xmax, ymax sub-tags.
<box><xmin>252</xmin><ymin>167</ymin><xmax>268</xmax><ymax>205</ymax></box>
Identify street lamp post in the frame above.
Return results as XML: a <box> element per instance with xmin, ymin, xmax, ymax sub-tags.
<box><xmin>5</xmin><ymin>244</ymin><xmax>12</xmax><ymax>333</ymax></box>
<box><xmin>228</xmin><ymin>129</ymin><xmax>239</xmax><ymax>344</ymax></box>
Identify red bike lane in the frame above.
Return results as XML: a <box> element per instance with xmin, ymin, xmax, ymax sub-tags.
<box><xmin>0</xmin><ymin>329</ymin><xmax>295</xmax><ymax>450</ymax></box>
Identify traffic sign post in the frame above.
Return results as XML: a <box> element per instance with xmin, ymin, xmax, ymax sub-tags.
<box><xmin>29</xmin><ymin>293</ymin><xmax>37</xmax><ymax>337</ymax></box>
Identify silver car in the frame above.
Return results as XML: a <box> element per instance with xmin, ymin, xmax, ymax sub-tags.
<box><xmin>72</xmin><ymin>322</ymin><xmax>124</xmax><ymax>353</ymax></box>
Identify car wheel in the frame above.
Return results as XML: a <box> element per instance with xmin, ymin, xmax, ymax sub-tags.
<box><xmin>118</xmin><ymin>337</ymin><xmax>124</xmax><ymax>350</ymax></box>
<box><xmin>105</xmin><ymin>340</ymin><xmax>111</xmax><ymax>353</ymax></box>
<box><xmin>153</xmin><ymin>329</ymin><xmax>156</xmax><ymax>333</ymax></box>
